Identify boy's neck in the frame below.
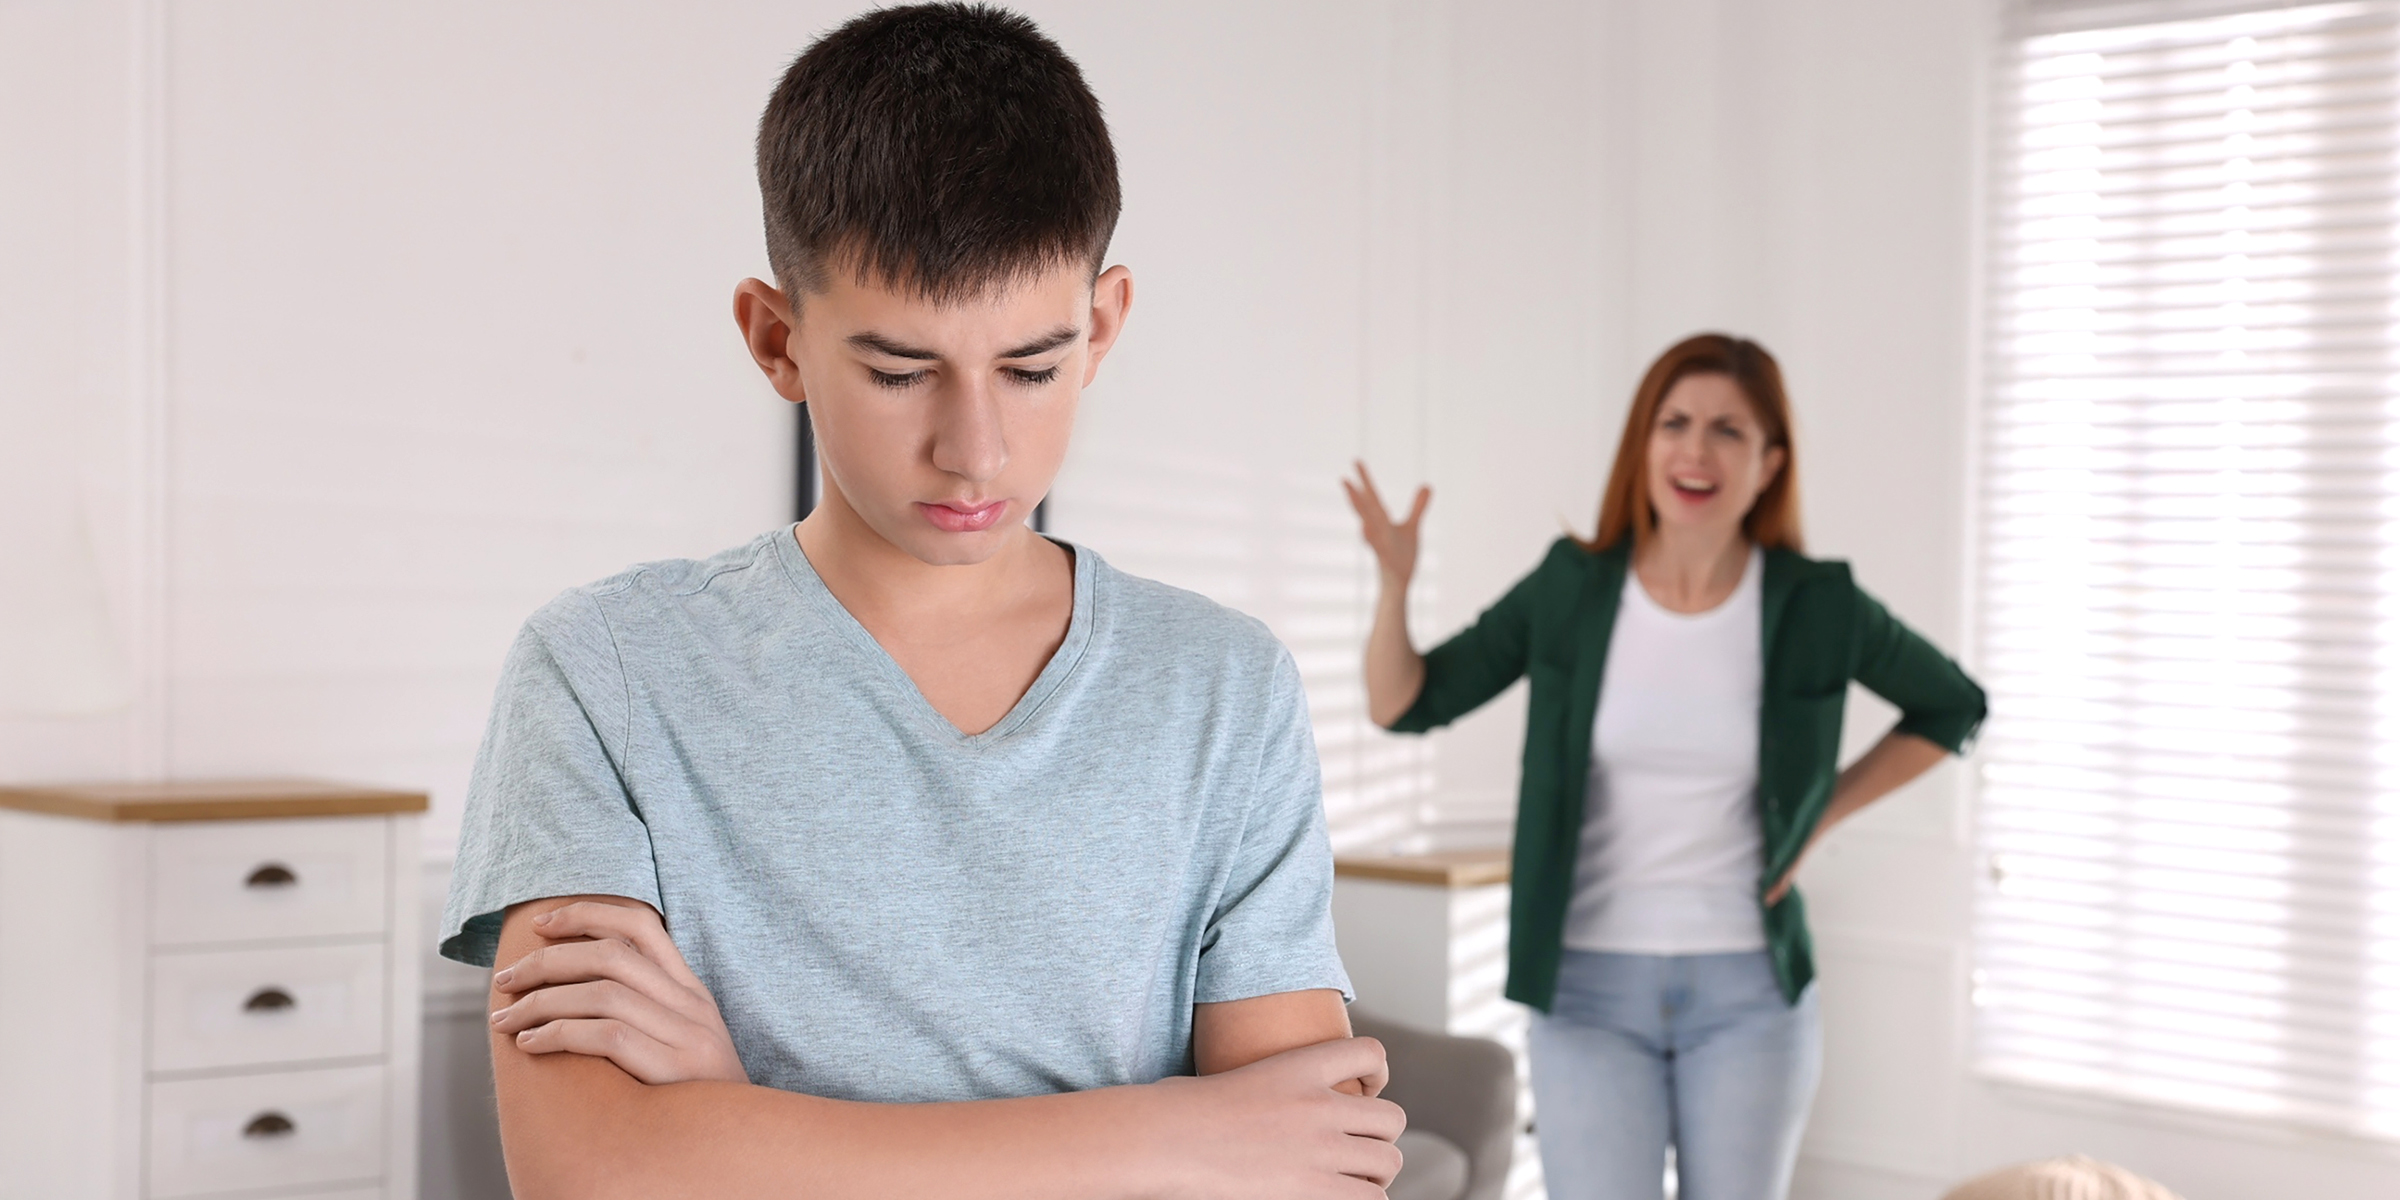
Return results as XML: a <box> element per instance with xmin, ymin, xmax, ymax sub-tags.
<box><xmin>794</xmin><ymin>487</ymin><xmax>1068</xmax><ymax>626</ymax></box>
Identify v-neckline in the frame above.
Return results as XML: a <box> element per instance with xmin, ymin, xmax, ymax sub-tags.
<box><xmin>770</xmin><ymin>526</ymin><xmax>1096</xmax><ymax>746</ymax></box>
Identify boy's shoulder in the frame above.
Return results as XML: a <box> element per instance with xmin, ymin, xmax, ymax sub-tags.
<box><xmin>1085</xmin><ymin>552</ymin><xmax>1295</xmax><ymax>682</ymax></box>
<box><xmin>523</xmin><ymin>529</ymin><xmax>788</xmax><ymax>639</ymax></box>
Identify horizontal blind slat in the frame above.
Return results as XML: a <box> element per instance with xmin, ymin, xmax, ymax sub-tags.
<box><xmin>1980</xmin><ymin>0</ymin><xmax>2400</xmax><ymax>1139</ymax></box>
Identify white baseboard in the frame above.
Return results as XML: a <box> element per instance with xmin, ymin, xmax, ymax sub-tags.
<box><xmin>1793</xmin><ymin>1152</ymin><xmax>1950</xmax><ymax>1200</ymax></box>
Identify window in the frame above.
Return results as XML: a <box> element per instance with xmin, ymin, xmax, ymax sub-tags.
<box><xmin>1976</xmin><ymin>0</ymin><xmax>2400</xmax><ymax>1136</ymax></box>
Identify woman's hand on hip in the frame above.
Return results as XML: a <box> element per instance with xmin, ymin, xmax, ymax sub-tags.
<box><xmin>488</xmin><ymin>898</ymin><xmax>748</xmax><ymax>1086</ymax></box>
<box><xmin>1342</xmin><ymin>460</ymin><xmax>1430</xmax><ymax>586</ymax></box>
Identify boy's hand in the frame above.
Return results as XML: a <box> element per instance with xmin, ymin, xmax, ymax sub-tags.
<box><xmin>1143</xmin><ymin>1037</ymin><xmax>1405</xmax><ymax>1198</ymax></box>
<box><xmin>488</xmin><ymin>898</ymin><xmax>748</xmax><ymax>1086</ymax></box>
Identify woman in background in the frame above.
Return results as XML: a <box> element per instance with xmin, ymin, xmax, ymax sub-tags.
<box><xmin>1344</xmin><ymin>333</ymin><xmax>1985</xmax><ymax>1200</ymax></box>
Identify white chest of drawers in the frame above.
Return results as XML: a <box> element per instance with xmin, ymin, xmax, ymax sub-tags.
<box><xmin>0</xmin><ymin>781</ymin><xmax>425</xmax><ymax>1200</ymax></box>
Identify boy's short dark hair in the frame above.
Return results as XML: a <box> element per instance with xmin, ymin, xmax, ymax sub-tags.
<box><xmin>757</xmin><ymin>3</ymin><xmax>1121</xmax><ymax>302</ymax></box>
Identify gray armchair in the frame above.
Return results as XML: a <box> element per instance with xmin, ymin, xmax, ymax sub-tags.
<box><xmin>1352</xmin><ymin>1012</ymin><xmax>1518</xmax><ymax>1200</ymax></box>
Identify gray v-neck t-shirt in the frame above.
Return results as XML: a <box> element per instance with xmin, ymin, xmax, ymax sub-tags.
<box><xmin>439</xmin><ymin>527</ymin><xmax>1350</xmax><ymax>1102</ymax></box>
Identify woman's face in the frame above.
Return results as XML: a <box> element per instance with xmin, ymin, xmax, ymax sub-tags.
<box><xmin>1644</xmin><ymin>372</ymin><xmax>1785</xmax><ymax>544</ymax></box>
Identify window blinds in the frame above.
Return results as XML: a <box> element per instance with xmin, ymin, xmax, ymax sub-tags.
<box><xmin>1976</xmin><ymin>0</ymin><xmax>2400</xmax><ymax>1135</ymax></box>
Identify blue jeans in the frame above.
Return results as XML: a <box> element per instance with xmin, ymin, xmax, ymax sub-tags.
<box><xmin>1527</xmin><ymin>950</ymin><xmax>1820</xmax><ymax>1200</ymax></box>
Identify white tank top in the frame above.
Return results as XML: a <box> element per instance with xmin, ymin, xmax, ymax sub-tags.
<box><xmin>1562</xmin><ymin>545</ymin><xmax>1768</xmax><ymax>955</ymax></box>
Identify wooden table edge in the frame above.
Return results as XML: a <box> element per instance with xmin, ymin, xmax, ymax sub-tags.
<box><xmin>0</xmin><ymin>784</ymin><xmax>430</xmax><ymax>823</ymax></box>
<box><xmin>1334</xmin><ymin>855</ymin><xmax>1512</xmax><ymax>888</ymax></box>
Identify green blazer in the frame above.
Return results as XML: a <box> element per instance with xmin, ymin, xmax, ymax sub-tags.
<box><xmin>1390</xmin><ymin>538</ymin><xmax>1986</xmax><ymax>1009</ymax></box>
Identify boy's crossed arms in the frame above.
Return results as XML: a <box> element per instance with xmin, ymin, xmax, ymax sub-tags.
<box><xmin>484</xmin><ymin>896</ymin><xmax>1403</xmax><ymax>1199</ymax></box>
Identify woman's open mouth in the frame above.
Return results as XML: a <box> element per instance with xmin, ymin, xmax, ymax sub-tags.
<box><xmin>1668</xmin><ymin>475</ymin><xmax>1720</xmax><ymax>502</ymax></box>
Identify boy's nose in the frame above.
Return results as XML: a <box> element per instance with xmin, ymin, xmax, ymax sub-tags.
<box><xmin>930</xmin><ymin>380</ymin><xmax>1008</xmax><ymax>483</ymax></box>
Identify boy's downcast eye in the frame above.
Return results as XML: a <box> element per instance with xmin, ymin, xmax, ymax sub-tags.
<box><xmin>869</xmin><ymin>368</ymin><xmax>927</xmax><ymax>390</ymax></box>
<box><xmin>1006</xmin><ymin>366</ymin><xmax>1064</xmax><ymax>386</ymax></box>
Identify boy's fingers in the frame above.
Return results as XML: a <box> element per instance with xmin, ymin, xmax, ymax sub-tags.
<box><xmin>490</xmin><ymin>977</ymin><xmax>690</xmax><ymax>1041</ymax></box>
<box><xmin>1272</xmin><ymin>1036</ymin><xmax>1390</xmax><ymax>1091</ymax></box>
<box><xmin>513</xmin><ymin>1017</ymin><xmax>673</xmax><ymax>1082</ymax></box>
<box><xmin>498</xmin><ymin>935</ymin><xmax>670</xmax><ymax>994</ymax></box>
<box><xmin>496</xmin><ymin>939</ymin><xmax>692</xmax><ymax>1014</ymax></box>
<box><xmin>532</xmin><ymin>901</ymin><xmax>706</xmax><ymax>990</ymax></box>
<box><xmin>1338</xmin><ymin>1130</ymin><xmax>1406</xmax><ymax>1187</ymax></box>
<box><xmin>1341</xmin><ymin>1094</ymin><xmax>1407</xmax><ymax>1142</ymax></box>
<box><xmin>535</xmin><ymin>899</ymin><xmax>665</xmax><ymax>946</ymax></box>
<box><xmin>1336</xmin><ymin>1034</ymin><xmax>1393</xmax><ymax>1098</ymax></box>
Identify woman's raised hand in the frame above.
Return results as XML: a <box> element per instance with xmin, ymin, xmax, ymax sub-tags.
<box><xmin>1341</xmin><ymin>461</ymin><xmax>1431</xmax><ymax>587</ymax></box>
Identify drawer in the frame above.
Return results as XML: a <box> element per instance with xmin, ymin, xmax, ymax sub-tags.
<box><xmin>151</xmin><ymin>942</ymin><xmax>387</xmax><ymax>1073</ymax></box>
<box><xmin>147</xmin><ymin>1064</ymin><xmax>386</xmax><ymax>1199</ymax></box>
<box><xmin>152</xmin><ymin>817</ymin><xmax>389</xmax><ymax>945</ymax></box>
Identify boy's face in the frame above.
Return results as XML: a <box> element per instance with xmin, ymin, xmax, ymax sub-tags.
<box><xmin>735</xmin><ymin>260</ymin><xmax>1133</xmax><ymax>567</ymax></box>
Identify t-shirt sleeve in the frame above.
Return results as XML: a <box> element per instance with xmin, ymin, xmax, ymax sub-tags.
<box><xmin>438</xmin><ymin>592</ymin><xmax>662</xmax><ymax>967</ymax></box>
<box><xmin>1193</xmin><ymin>644</ymin><xmax>1355</xmax><ymax>1005</ymax></box>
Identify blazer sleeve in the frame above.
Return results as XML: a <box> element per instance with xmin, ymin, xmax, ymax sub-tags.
<box><xmin>1849</xmin><ymin>579</ymin><xmax>1987</xmax><ymax>755</ymax></box>
<box><xmin>1387</xmin><ymin>544</ymin><xmax>1557</xmax><ymax>734</ymax></box>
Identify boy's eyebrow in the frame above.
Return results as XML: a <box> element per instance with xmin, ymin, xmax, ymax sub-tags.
<box><xmin>846</xmin><ymin>332</ymin><xmax>941</xmax><ymax>361</ymax></box>
<box><xmin>998</xmin><ymin>325</ymin><xmax>1083</xmax><ymax>359</ymax></box>
<box><xmin>845</xmin><ymin>325</ymin><xmax>1084</xmax><ymax>363</ymax></box>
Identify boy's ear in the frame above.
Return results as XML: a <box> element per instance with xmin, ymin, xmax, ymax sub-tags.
<box><xmin>1080</xmin><ymin>265</ymin><xmax>1135</xmax><ymax>387</ymax></box>
<box><xmin>733</xmin><ymin>278</ymin><xmax>807</xmax><ymax>404</ymax></box>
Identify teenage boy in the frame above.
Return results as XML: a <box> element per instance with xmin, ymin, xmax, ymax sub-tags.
<box><xmin>438</xmin><ymin>6</ymin><xmax>1401</xmax><ymax>1198</ymax></box>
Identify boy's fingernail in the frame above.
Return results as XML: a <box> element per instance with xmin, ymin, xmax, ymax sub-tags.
<box><xmin>489</xmin><ymin>1007</ymin><xmax>508</xmax><ymax>1025</ymax></box>
<box><xmin>494</xmin><ymin>967</ymin><xmax>514</xmax><ymax>987</ymax></box>
<box><xmin>533</xmin><ymin>911</ymin><xmax>554</xmax><ymax>926</ymax></box>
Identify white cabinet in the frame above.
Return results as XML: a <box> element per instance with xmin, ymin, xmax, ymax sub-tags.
<box><xmin>149</xmin><ymin>941</ymin><xmax>389</xmax><ymax>1073</ymax></box>
<box><xmin>151</xmin><ymin>819</ymin><xmax>392</xmax><ymax>945</ymax></box>
<box><xmin>147</xmin><ymin>1064</ymin><xmax>390</xmax><ymax>1199</ymax></box>
<box><xmin>1331</xmin><ymin>848</ymin><xmax>1516</xmax><ymax>1037</ymax></box>
<box><xmin>0</xmin><ymin>781</ymin><xmax>424</xmax><ymax>1200</ymax></box>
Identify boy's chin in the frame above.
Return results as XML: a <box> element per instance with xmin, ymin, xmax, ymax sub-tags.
<box><xmin>872</xmin><ymin>516</ymin><xmax>1026</xmax><ymax>568</ymax></box>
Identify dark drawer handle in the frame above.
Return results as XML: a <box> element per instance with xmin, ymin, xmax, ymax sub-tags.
<box><xmin>243</xmin><ymin>987</ymin><xmax>296</xmax><ymax>1013</ymax></box>
<box><xmin>245</xmin><ymin>863</ymin><xmax>297</xmax><ymax>888</ymax></box>
<box><xmin>242</xmin><ymin>1111</ymin><xmax>295</xmax><ymax>1139</ymax></box>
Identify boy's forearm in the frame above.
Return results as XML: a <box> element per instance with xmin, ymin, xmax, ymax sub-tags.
<box><xmin>499</xmin><ymin>1046</ymin><xmax>1167</xmax><ymax>1200</ymax></box>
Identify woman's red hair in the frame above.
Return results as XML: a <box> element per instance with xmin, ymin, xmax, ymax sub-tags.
<box><xmin>1584</xmin><ymin>333</ymin><xmax>1803</xmax><ymax>554</ymax></box>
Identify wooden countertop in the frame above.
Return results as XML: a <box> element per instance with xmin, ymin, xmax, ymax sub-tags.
<box><xmin>0</xmin><ymin>779</ymin><xmax>429</xmax><ymax>823</ymax></box>
<box><xmin>1333</xmin><ymin>846</ymin><xmax>1511</xmax><ymax>888</ymax></box>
